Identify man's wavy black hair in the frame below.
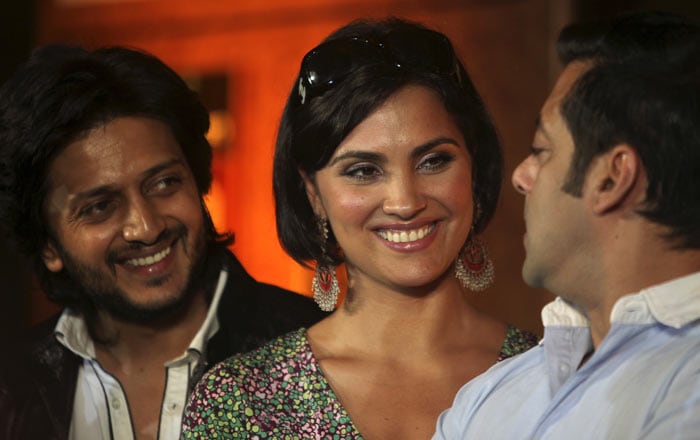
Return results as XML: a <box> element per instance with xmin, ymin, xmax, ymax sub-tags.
<box><xmin>0</xmin><ymin>44</ymin><xmax>233</xmax><ymax>306</ymax></box>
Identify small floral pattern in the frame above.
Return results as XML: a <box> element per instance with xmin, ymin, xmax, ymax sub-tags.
<box><xmin>497</xmin><ymin>325</ymin><xmax>540</xmax><ymax>361</ymax></box>
<box><xmin>181</xmin><ymin>325</ymin><xmax>538</xmax><ymax>439</ymax></box>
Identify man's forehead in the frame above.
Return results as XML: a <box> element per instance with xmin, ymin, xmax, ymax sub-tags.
<box><xmin>540</xmin><ymin>61</ymin><xmax>592</xmax><ymax>129</ymax></box>
<box><xmin>46</xmin><ymin>116</ymin><xmax>186</xmax><ymax>191</ymax></box>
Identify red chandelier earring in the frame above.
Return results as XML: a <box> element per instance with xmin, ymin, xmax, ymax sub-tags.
<box><xmin>311</xmin><ymin>217</ymin><xmax>339</xmax><ymax>311</ymax></box>
<box><xmin>455</xmin><ymin>235</ymin><xmax>495</xmax><ymax>292</ymax></box>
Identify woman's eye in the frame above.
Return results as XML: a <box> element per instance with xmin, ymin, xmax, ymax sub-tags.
<box><xmin>343</xmin><ymin>164</ymin><xmax>381</xmax><ymax>181</ymax></box>
<box><xmin>419</xmin><ymin>152</ymin><xmax>454</xmax><ymax>172</ymax></box>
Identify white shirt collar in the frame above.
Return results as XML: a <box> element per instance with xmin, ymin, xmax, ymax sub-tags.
<box><xmin>542</xmin><ymin>271</ymin><xmax>700</xmax><ymax>329</ymax></box>
<box><xmin>168</xmin><ymin>267</ymin><xmax>227</xmax><ymax>366</ymax></box>
<box><xmin>623</xmin><ymin>270</ymin><xmax>700</xmax><ymax>328</ymax></box>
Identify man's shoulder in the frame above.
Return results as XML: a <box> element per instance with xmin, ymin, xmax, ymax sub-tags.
<box><xmin>448</xmin><ymin>342</ymin><xmax>546</xmax><ymax>409</ymax></box>
<box><xmin>219</xmin><ymin>250</ymin><xmax>327</xmax><ymax>318</ymax></box>
<box><xmin>434</xmin><ymin>346</ymin><xmax>547</xmax><ymax>439</ymax></box>
<box><xmin>11</xmin><ymin>314</ymin><xmax>63</xmax><ymax>363</ymax></box>
<box><xmin>206</xmin><ymin>251</ymin><xmax>329</xmax><ymax>359</ymax></box>
<box><xmin>0</xmin><ymin>313</ymin><xmax>79</xmax><ymax>439</ymax></box>
<box><xmin>8</xmin><ymin>312</ymin><xmax>81</xmax><ymax>382</ymax></box>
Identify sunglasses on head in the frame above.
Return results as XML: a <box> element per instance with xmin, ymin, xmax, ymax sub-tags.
<box><xmin>297</xmin><ymin>27</ymin><xmax>462</xmax><ymax>105</ymax></box>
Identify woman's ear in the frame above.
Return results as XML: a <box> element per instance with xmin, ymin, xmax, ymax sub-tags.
<box><xmin>300</xmin><ymin>169</ymin><xmax>327</xmax><ymax>218</ymax></box>
<box><xmin>41</xmin><ymin>241</ymin><xmax>64</xmax><ymax>273</ymax></box>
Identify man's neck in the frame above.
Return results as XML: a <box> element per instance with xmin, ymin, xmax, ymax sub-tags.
<box><xmin>93</xmin><ymin>289</ymin><xmax>210</xmax><ymax>369</ymax></box>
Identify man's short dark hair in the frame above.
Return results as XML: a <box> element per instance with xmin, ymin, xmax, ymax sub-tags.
<box><xmin>557</xmin><ymin>11</ymin><xmax>700</xmax><ymax>248</ymax></box>
<box><xmin>0</xmin><ymin>44</ymin><xmax>232</xmax><ymax>305</ymax></box>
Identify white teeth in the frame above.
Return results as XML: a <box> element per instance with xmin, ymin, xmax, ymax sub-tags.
<box><xmin>126</xmin><ymin>246</ymin><xmax>171</xmax><ymax>267</ymax></box>
<box><xmin>378</xmin><ymin>224</ymin><xmax>435</xmax><ymax>243</ymax></box>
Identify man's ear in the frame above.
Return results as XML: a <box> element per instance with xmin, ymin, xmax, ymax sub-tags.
<box><xmin>300</xmin><ymin>169</ymin><xmax>327</xmax><ymax>219</ymax></box>
<box><xmin>41</xmin><ymin>241</ymin><xmax>64</xmax><ymax>273</ymax></box>
<box><xmin>588</xmin><ymin>144</ymin><xmax>642</xmax><ymax>215</ymax></box>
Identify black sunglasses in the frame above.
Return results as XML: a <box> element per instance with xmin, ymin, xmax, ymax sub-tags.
<box><xmin>297</xmin><ymin>28</ymin><xmax>462</xmax><ymax>105</ymax></box>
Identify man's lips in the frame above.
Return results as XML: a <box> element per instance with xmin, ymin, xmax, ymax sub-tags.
<box><xmin>115</xmin><ymin>239</ymin><xmax>179</xmax><ymax>278</ymax></box>
<box><xmin>111</xmin><ymin>233</ymin><xmax>181</xmax><ymax>267</ymax></box>
<box><xmin>123</xmin><ymin>245</ymin><xmax>172</xmax><ymax>267</ymax></box>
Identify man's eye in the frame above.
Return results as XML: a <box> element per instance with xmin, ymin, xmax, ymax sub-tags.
<box><xmin>151</xmin><ymin>176</ymin><xmax>182</xmax><ymax>193</ymax></box>
<box><xmin>530</xmin><ymin>146</ymin><xmax>545</xmax><ymax>156</ymax></box>
<box><xmin>78</xmin><ymin>200</ymin><xmax>114</xmax><ymax>220</ymax></box>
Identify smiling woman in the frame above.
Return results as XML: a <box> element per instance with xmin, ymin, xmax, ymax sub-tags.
<box><xmin>303</xmin><ymin>85</ymin><xmax>473</xmax><ymax>294</ymax></box>
<box><xmin>182</xmin><ymin>17</ymin><xmax>539</xmax><ymax>440</ymax></box>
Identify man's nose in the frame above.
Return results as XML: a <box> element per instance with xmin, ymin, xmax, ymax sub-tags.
<box><xmin>512</xmin><ymin>156</ymin><xmax>536</xmax><ymax>195</ymax></box>
<box><xmin>121</xmin><ymin>197</ymin><xmax>166</xmax><ymax>244</ymax></box>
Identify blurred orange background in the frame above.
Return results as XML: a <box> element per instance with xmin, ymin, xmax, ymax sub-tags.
<box><xmin>2</xmin><ymin>0</ymin><xmax>697</xmax><ymax>338</ymax></box>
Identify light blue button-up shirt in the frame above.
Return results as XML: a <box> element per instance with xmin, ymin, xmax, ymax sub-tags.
<box><xmin>433</xmin><ymin>272</ymin><xmax>700</xmax><ymax>439</ymax></box>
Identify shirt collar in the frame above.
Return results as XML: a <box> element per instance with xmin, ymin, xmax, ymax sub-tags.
<box><xmin>54</xmin><ymin>266</ymin><xmax>228</xmax><ymax>365</ymax></box>
<box><xmin>542</xmin><ymin>271</ymin><xmax>700</xmax><ymax>329</ymax></box>
<box><xmin>616</xmin><ymin>270</ymin><xmax>700</xmax><ymax>329</ymax></box>
<box><xmin>170</xmin><ymin>267</ymin><xmax>227</xmax><ymax>365</ymax></box>
<box><xmin>55</xmin><ymin>308</ymin><xmax>95</xmax><ymax>360</ymax></box>
<box><xmin>541</xmin><ymin>297</ymin><xmax>589</xmax><ymax>328</ymax></box>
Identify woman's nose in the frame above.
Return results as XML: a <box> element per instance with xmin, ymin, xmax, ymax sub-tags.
<box><xmin>382</xmin><ymin>175</ymin><xmax>427</xmax><ymax>219</ymax></box>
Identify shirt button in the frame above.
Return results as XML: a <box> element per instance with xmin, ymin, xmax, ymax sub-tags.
<box><xmin>559</xmin><ymin>364</ymin><xmax>570</xmax><ymax>375</ymax></box>
<box><xmin>111</xmin><ymin>399</ymin><xmax>121</xmax><ymax>410</ymax></box>
<box><xmin>169</xmin><ymin>402</ymin><xmax>179</xmax><ymax>411</ymax></box>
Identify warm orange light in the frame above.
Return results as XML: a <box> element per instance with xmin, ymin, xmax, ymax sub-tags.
<box><xmin>204</xmin><ymin>177</ymin><xmax>227</xmax><ymax>234</ymax></box>
<box><xmin>206</xmin><ymin>110</ymin><xmax>232</xmax><ymax>151</ymax></box>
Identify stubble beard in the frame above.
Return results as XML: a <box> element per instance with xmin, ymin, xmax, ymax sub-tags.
<box><xmin>56</xmin><ymin>222</ymin><xmax>209</xmax><ymax>324</ymax></box>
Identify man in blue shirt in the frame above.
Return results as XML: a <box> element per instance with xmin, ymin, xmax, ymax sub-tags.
<box><xmin>434</xmin><ymin>11</ymin><xmax>700</xmax><ymax>439</ymax></box>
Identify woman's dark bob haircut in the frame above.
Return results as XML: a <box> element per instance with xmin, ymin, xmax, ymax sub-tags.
<box><xmin>273</xmin><ymin>17</ymin><xmax>502</xmax><ymax>267</ymax></box>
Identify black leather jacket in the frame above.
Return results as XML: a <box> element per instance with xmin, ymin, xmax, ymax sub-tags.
<box><xmin>0</xmin><ymin>250</ymin><xmax>328</xmax><ymax>439</ymax></box>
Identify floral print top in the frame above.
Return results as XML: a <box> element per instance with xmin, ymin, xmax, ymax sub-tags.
<box><xmin>181</xmin><ymin>326</ymin><xmax>538</xmax><ymax>439</ymax></box>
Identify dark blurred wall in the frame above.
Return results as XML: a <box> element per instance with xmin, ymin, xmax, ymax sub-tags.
<box><xmin>1</xmin><ymin>0</ymin><xmax>36</xmax><ymax>341</ymax></box>
<box><xmin>1</xmin><ymin>1</ymin><xmax>36</xmax><ymax>83</ymax></box>
<box><xmin>573</xmin><ymin>0</ymin><xmax>700</xmax><ymax>20</ymax></box>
